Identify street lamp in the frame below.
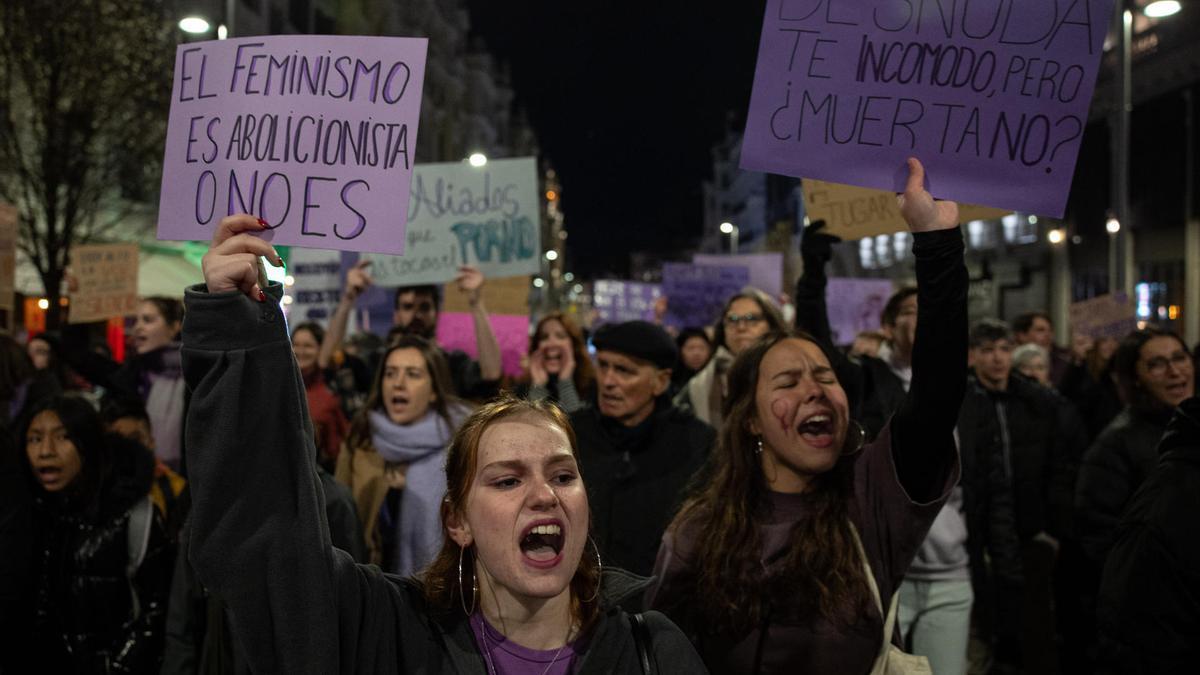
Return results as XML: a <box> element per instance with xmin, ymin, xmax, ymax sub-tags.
<box><xmin>1144</xmin><ymin>1</ymin><xmax>1181</xmax><ymax>18</ymax></box>
<box><xmin>468</xmin><ymin>153</ymin><xmax>487</xmax><ymax>167</ymax></box>
<box><xmin>1048</xmin><ymin>228</ymin><xmax>1066</xmax><ymax>245</ymax></box>
<box><xmin>545</xmin><ymin>250</ymin><xmax>558</xmax><ymax>261</ymax></box>
<box><xmin>178</xmin><ymin>16</ymin><xmax>210</xmax><ymax>33</ymax></box>
<box><xmin>1106</xmin><ymin>216</ymin><xmax>1121</xmax><ymax>234</ymax></box>
<box><xmin>719</xmin><ymin>221</ymin><xmax>739</xmax><ymax>254</ymax></box>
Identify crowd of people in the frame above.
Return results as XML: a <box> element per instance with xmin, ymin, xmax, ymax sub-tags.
<box><xmin>1</xmin><ymin>158</ymin><xmax>1197</xmax><ymax>674</ymax></box>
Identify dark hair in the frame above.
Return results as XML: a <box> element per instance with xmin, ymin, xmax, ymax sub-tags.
<box><xmin>1112</xmin><ymin>326</ymin><xmax>1191</xmax><ymax>411</ymax></box>
<box><xmin>394</xmin><ymin>285</ymin><xmax>441</xmax><ymax>311</ymax></box>
<box><xmin>676</xmin><ymin>327</ymin><xmax>712</xmax><ymax>350</ymax></box>
<box><xmin>880</xmin><ymin>287</ymin><xmax>918</xmax><ymax>327</ymax></box>
<box><xmin>670</xmin><ymin>330</ymin><xmax>870</xmax><ymax>634</ymax></box>
<box><xmin>529</xmin><ymin>312</ymin><xmax>596</xmax><ymax>395</ymax></box>
<box><xmin>0</xmin><ymin>334</ymin><xmax>33</xmax><ymax>403</ymax></box>
<box><xmin>141</xmin><ymin>296</ymin><xmax>185</xmax><ymax>330</ymax></box>
<box><xmin>420</xmin><ymin>395</ymin><xmax>601</xmax><ymax>632</ymax></box>
<box><xmin>99</xmin><ymin>395</ymin><xmax>151</xmax><ymax>427</ymax></box>
<box><xmin>290</xmin><ymin>321</ymin><xmax>326</xmax><ymax>345</ymax></box>
<box><xmin>968</xmin><ymin>319</ymin><xmax>1014</xmax><ymax>349</ymax></box>
<box><xmin>345</xmin><ymin>335</ymin><xmax>461</xmax><ymax>451</ymax></box>
<box><xmin>20</xmin><ymin>395</ymin><xmax>107</xmax><ymax>513</ymax></box>
<box><xmin>1012</xmin><ymin>311</ymin><xmax>1051</xmax><ymax>335</ymax></box>
<box><xmin>712</xmin><ymin>289</ymin><xmax>786</xmax><ymax>353</ymax></box>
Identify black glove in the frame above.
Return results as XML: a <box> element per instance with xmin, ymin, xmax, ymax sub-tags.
<box><xmin>800</xmin><ymin>220</ymin><xmax>840</xmax><ymax>266</ymax></box>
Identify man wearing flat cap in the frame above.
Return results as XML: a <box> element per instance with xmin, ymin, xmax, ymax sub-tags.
<box><xmin>570</xmin><ymin>321</ymin><xmax>715</xmax><ymax>579</ymax></box>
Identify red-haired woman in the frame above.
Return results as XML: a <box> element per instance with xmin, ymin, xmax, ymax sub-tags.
<box><xmin>519</xmin><ymin>312</ymin><xmax>596</xmax><ymax>413</ymax></box>
<box><xmin>178</xmin><ymin>215</ymin><xmax>706</xmax><ymax>673</ymax></box>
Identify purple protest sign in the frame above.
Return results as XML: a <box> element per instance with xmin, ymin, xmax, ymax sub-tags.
<box><xmin>592</xmin><ymin>280</ymin><xmax>662</xmax><ymax>324</ymax></box>
<box><xmin>157</xmin><ymin>36</ymin><xmax>427</xmax><ymax>254</ymax></box>
<box><xmin>661</xmin><ymin>263</ymin><xmax>751</xmax><ymax>329</ymax></box>
<box><xmin>825</xmin><ymin>277</ymin><xmax>895</xmax><ymax>345</ymax></box>
<box><xmin>741</xmin><ymin>0</ymin><xmax>1114</xmax><ymax>217</ymax></box>
<box><xmin>693</xmin><ymin>253</ymin><xmax>785</xmax><ymax>297</ymax></box>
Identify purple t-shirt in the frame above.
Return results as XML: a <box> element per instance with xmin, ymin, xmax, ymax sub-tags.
<box><xmin>470</xmin><ymin>613</ymin><xmax>583</xmax><ymax>675</ymax></box>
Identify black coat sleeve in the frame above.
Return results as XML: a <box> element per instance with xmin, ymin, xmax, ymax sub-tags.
<box><xmin>891</xmin><ymin>228</ymin><xmax>968</xmax><ymax>502</ymax></box>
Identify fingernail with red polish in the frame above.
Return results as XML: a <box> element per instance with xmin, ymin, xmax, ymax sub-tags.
<box><xmin>257</xmin><ymin>217</ymin><xmax>268</xmax><ymax>228</ymax></box>
<box><xmin>257</xmin><ymin>290</ymin><xmax>267</xmax><ymax>303</ymax></box>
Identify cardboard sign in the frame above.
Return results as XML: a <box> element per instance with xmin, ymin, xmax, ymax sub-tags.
<box><xmin>0</xmin><ymin>203</ymin><xmax>16</xmax><ymax>330</ymax></box>
<box><xmin>803</xmin><ymin>179</ymin><xmax>1010</xmax><ymax>240</ymax></box>
<box><xmin>741</xmin><ymin>0</ymin><xmax>1114</xmax><ymax>217</ymax></box>
<box><xmin>157</xmin><ymin>36</ymin><xmax>428</xmax><ymax>254</ymax></box>
<box><xmin>1069</xmin><ymin>293</ymin><xmax>1136</xmax><ymax>340</ymax></box>
<box><xmin>592</xmin><ymin>280</ymin><xmax>662</xmax><ymax>324</ymax></box>
<box><xmin>436</xmin><ymin>312</ymin><xmax>530</xmax><ymax>378</ymax></box>
<box><xmin>442</xmin><ymin>275</ymin><xmax>531</xmax><ymax>316</ymax></box>
<box><xmin>661</xmin><ymin>263</ymin><xmax>750</xmax><ymax>329</ymax></box>
<box><xmin>693</xmin><ymin>252</ymin><xmax>785</xmax><ymax>296</ymax></box>
<box><xmin>288</xmin><ymin>247</ymin><xmax>354</xmax><ymax>326</ymax></box>
<box><xmin>362</xmin><ymin>158</ymin><xmax>541</xmax><ymax>286</ymax></box>
<box><xmin>825</xmin><ymin>277</ymin><xmax>895</xmax><ymax>345</ymax></box>
<box><xmin>69</xmin><ymin>244</ymin><xmax>140</xmax><ymax>324</ymax></box>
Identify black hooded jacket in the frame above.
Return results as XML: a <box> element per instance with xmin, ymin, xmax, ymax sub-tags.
<box><xmin>1096</xmin><ymin>397</ymin><xmax>1200</xmax><ymax>673</ymax></box>
<box><xmin>28</xmin><ymin>433</ymin><xmax>173</xmax><ymax>674</ymax></box>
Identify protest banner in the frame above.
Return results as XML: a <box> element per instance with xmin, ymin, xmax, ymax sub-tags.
<box><xmin>694</xmin><ymin>252</ymin><xmax>785</xmax><ymax>297</ymax></box>
<box><xmin>1069</xmin><ymin>293</ymin><xmax>1136</xmax><ymax>340</ymax></box>
<box><xmin>157</xmin><ymin>36</ymin><xmax>428</xmax><ymax>254</ymax></box>
<box><xmin>69</xmin><ymin>244</ymin><xmax>140</xmax><ymax>324</ymax></box>
<box><xmin>803</xmin><ymin>179</ymin><xmax>1010</xmax><ymax>240</ymax></box>
<box><xmin>825</xmin><ymin>277</ymin><xmax>895</xmax><ymax>345</ymax></box>
<box><xmin>592</xmin><ymin>280</ymin><xmax>662</xmax><ymax>324</ymax></box>
<box><xmin>0</xmin><ymin>203</ymin><xmax>16</xmax><ymax>330</ymax></box>
<box><xmin>741</xmin><ymin>0</ymin><xmax>1114</xmax><ymax>217</ymax></box>
<box><xmin>661</xmin><ymin>263</ymin><xmax>750</xmax><ymax>328</ymax></box>
<box><xmin>443</xmin><ymin>275</ymin><xmax>531</xmax><ymax>316</ymax></box>
<box><xmin>436</xmin><ymin>312</ymin><xmax>530</xmax><ymax>378</ymax></box>
<box><xmin>288</xmin><ymin>247</ymin><xmax>354</xmax><ymax>326</ymax></box>
<box><xmin>362</xmin><ymin>157</ymin><xmax>541</xmax><ymax>286</ymax></box>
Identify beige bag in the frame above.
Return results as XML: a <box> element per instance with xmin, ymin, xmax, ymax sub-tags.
<box><xmin>848</xmin><ymin>523</ymin><xmax>933</xmax><ymax>675</ymax></box>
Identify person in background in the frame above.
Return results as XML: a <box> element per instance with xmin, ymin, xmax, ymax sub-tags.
<box><xmin>850</xmin><ymin>330</ymin><xmax>886</xmax><ymax>359</ymax></box>
<box><xmin>291</xmin><ymin>322</ymin><xmax>350</xmax><ymax>472</ymax></box>
<box><xmin>1</xmin><ymin>334</ymin><xmax>61</xmax><ymax>428</ymax></box>
<box><xmin>179</xmin><ymin>216</ymin><xmax>706</xmax><ymax>673</ymax></box>
<box><xmin>26</xmin><ymin>333</ymin><xmax>72</xmax><ymax>392</ymax></box>
<box><xmin>518</xmin><ymin>312</ymin><xmax>596</xmax><ymax>413</ymax></box>
<box><xmin>1076</xmin><ymin>327</ymin><xmax>1194</xmax><ymax>568</ymax></box>
<box><xmin>321</xmin><ymin>259</ymin><xmax>503</xmax><ymax>402</ymax></box>
<box><xmin>336</xmin><ymin>335</ymin><xmax>471</xmax><ymax>574</ymax></box>
<box><xmin>22</xmin><ymin>394</ymin><xmax>173</xmax><ymax>673</ymax></box>
<box><xmin>1095</xmin><ymin>396</ymin><xmax>1200</xmax><ymax>673</ymax></box>
<box><xmin>650</xmin><ymin>158</ymin><xmax>966</xmax><ymax>674</ymax></box>
<box><xmin>1013</xmin><ymin>343</ymin><xmax>1051</xmax><ymax>387</ymax></box>
<box><xmin>674</xmin><ymin>288</ymin><xmax>785</xmax><ymax>433</ymax></box>
<box><xmin>572</xmin><ymin>320</ymin><xmax>714</xmax><ymax>577</ymax></box>
<box><xmin>61</xmin><ymin>297</ymin><xmax>188</xmax><ymax>472</ymax></box>
<box><xmin>1012</xmin><ymin>311</ymin><xmax>1073</xmax><ymax>388</ymax></box>
<box><xmin>671</xmin><ymin>327</ymin><xmax>713</xmax><ymax>397</ymax></box>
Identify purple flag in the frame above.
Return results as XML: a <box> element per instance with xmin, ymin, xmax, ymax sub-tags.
<box><xmin>157</xmin><ymin>36</ymin><xmax>427</xmax><ymax>254</ymax></box>
<box><xmin>741</xmin><ymin>0</ymin><xmax>1114</xmax><ymax>217</ymax></box>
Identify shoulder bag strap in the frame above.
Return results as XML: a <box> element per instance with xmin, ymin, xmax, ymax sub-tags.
<box><xmin>847</xmin><ymin>521</ymin><xmax>902</xmax><ymax>675</ymax></box>
<box><xmin>630</xmin><ymin>612</ymin><xmax>653</xmax><ymax>675</ymax></box>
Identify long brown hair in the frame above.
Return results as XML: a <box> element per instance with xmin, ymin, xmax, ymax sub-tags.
<box><xmin>345</xmin><ymin>335</ymin><xmax>460</xmax><ymax>450</ymax></box>
<box><xmin>670</xmin><ymin>331</ymin><xmax>870</xmax><ymax>634</ymax></box>
<box><xmin>527</xmin><ymin>312</ymin><xmax>596</xmax><ymax>395</ymax></box>
<box><xmin>420</xmin><ymin>396</ymin><xmax>602</xmax><ymax>630</ymax></box>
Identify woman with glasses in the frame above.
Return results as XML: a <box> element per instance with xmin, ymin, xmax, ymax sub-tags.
<box><xmin>674</xmin><ymin>288</ymin><xmax>784</xmax><ymax>433</ymax></box>
<box><xmin>1077</xmin><ymin>326</ymin><xmax>1194</xmax><ymax>569</ymax></box>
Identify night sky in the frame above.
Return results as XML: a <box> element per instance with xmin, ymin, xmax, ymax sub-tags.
<box><xmin>466</xmin><ymin>1</ymin><xmax>1199</xmax><ymax>280</ymax></box>
<box><xmin>465</xmin><ymin>0</ymin><xmax>769</xmax><ymax>278</ymax></box>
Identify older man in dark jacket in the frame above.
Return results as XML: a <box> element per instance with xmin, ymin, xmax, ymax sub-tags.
<box><xmin>1097</xmin><ymin>396</ymin><xmax>1200</xmax><ymax>673</ymax></box>
<box><xmin>570</xmin><ymin>321</ymin><xmax>715</xmax><ymax>579</ymax></box>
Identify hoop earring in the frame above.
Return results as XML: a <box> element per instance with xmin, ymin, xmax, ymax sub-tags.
<box><xmin>458</xmin><ymin>545</ymin><xmax>477</xmax><ymax>616</ymax></box>
<box><xmin>755</xmin><ymin>437</ymin><xmax>764</xmax><ymax>455</ymax></box>
<box><xmin>583</xmin><ymin>536</ymin><xmax>603</xmax><ymax>603</ymax></box>
<box><xmin>842</xmin><ymin>420</ymin><xmax>866</xmax><ymax>456</ymax></box>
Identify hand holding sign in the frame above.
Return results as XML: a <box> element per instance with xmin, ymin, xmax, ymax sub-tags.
<box><xmin>897</xmin><ymin>158</ymin><xmax>959</xmax><ymax>233</ymax></box>
<box><xmin>455</xmin><ymin>265</ymin><xmax>486</xmax><ymax>307</ymax></box>
<box><xmin>202</xmin><ymin>214</ymin><xmax>284</xmax><ymax>302</ymax></box>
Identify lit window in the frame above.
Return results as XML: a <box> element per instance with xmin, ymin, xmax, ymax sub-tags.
<box><xmin>859</xmin><ymin>238</ymin><xmax>875</xmax><ymax>269</ymax></box>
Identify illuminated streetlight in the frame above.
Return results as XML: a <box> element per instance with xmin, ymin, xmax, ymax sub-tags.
<box><xmin>217</xmin><ymin>24</ymin><xmax>229</xmax><ymax>39</ymax></box>
<box><xmin>533</xmin><ymin>278</ymin><xmax>545</xmax><ymax>288</ymax></box>
<box><xmin>37</xmin><ymin>298</ymin><xmax>49</xmax><ymax>310</ymax></box>
<box><xmin>1028</xmin><ymin>215</ymin><xmax>1039</xmax><ymax>225</ymax></box>
<box><xmin>1144</xmin><ymin>1</ymin><xmax>1181</xmax><ymax>18</ymax></box>
<box><xmin>1106</xmin><ymin>217</ymin><xmax>1121</xmax><ymax>234</ymax></box>
<box><xmin>468</xmin><ymin>153</ymin><xmax>487</xmax><ymax>167</ymax></box>
<box><xmin>1047</xmin><ymin>228</ymin><xmax>1066</xmax><ymax>245</ymax></box>
<box><xmin>719</xmin><ymin>222</ymin><xmax>734</xmax><ymax>234</ymax></box>
<box><xmin>545</xmin><ymin>250</ymin><xmax>559</xmax><ymax>262</ymax></box>
<box><xmin>284</xmin><ymin>275</ymin><xmax>295</xmax><ymax>287</ymax></box>
<box><xmin>563</xmin><ymin>272</ymin><xmax>574</xmax><ymax>282</ymax></box>
<box><xmin>573</xmin><ymin>284</ymin><xmax>584</xmax><ymax>294</ymax></box>
<box><xmin>179</xmin><ymin>16</ymin><xmax>210</xmax><ymax>33</ymax></box>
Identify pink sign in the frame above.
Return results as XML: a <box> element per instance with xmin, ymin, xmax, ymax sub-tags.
<box><xmin>741</xmin><ymin>0</ymin><xmax>1114</xmax><ymax>217</ymax></box>
<box><xmin>157</xmin><ymin>36</ymin><xmax>427</xmax><ymax>254</ymax></box>
<box><xmin>436</xmin><ymin>312</ymin><xmax>530</xmax><ymax>378</ymax></box>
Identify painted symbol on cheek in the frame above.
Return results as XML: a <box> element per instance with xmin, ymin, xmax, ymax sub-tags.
<box><xmin>771</xmin><ymin>398</ymin><xmax>792</xmax><ymax>432</ymax></box>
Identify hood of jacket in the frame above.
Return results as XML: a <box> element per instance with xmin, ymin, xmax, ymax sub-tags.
<box><xmin>1156</xmin><ymin>396</ymin><xmax>1200</xmax><ymax>464</ymax></box>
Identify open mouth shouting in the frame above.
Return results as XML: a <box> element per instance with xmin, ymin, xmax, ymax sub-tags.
<box><xmin>796</xmin><ymin>411</ymin><xmax>836</xmax><ymax>449</ymax></box>
<box><xmin>33</xmin><ymin>465</ymin><xmax>66</xmax><ymax>488</ymax></box>
<box><xmin>519</xmin><ymin>519</ymin><xmax>565</xmax><ymax>569</ymax></box>
<box><xmin>542</xmin><ymin>346</ymin><xmax>565</xmax><ymax>372</ymax></box>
